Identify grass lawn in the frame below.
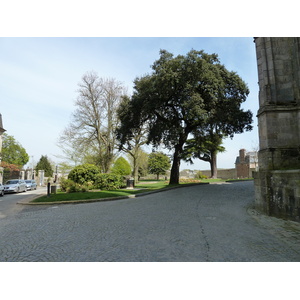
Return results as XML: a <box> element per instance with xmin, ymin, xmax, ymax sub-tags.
<box><xmin>32</xmin><ymin>180</ymin><xmax>173</xmax><ymax>203</ymax></box>
<box><xmin>33</xmin><ymin>189</ymin><xmax>141</xmax><ymax>203</ymax></box>
<box><xmin>32</xmin><ymin>178</ymin><xmax>248</xmax><ymax>204</ymax></box>
<box><xmin>31</xmin><ymin>179</ymin><xmax>212</xmax><ymax>203</ymax></box>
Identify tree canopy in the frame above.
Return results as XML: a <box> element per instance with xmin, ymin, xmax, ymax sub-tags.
<box><xmin>117</xmin><ymin>49</ymin><xmax>253</xmax><ymax>184</ymax></box>
<box><xmin>1</xmin><ymin>133</ymin><xmax>29</xmax><ymax>167</ymax></box>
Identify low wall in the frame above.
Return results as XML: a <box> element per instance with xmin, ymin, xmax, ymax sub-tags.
<box><xmin>200</xmin><ymin>169</ymin><xmax>237</xmax><ymax>180</ymax></box>
<box><xmin>254</xmin><ymin>169</ymin><xmax>300</xmax><ymax>222</ymax></box>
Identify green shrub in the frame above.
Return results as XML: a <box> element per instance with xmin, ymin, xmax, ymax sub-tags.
<box><xmin>66</xmin><ymin>182</ymin><xmax>81</xmax><ymax>193</ymax></box>
<box><xmin>81</xmin><ymin>185</ymin><xmax>89</xmax><ymax>193</ymax></box>
<box><xmin>94</xmin><ymin>173</ymin><xmax>126</xmax><ymax>190</ymax></box>
<box><xmin>60</xmin><ymin>178</ymin><xmax>88</xmax><ymax>193</ymax></box>
<box><xmin>60</xmin><ymin>178</ymin><xmax>75</xmax><ymax>192</ymax></box>
<box><xmin>111</xmin><ymin>157</ymin><xmax>131</xmax><ymax>176</ymax></box>
<box><xmin>68</xmin><ymin>164</ymin><xmax>100</xmax><ymax>184</ymax></box>
<box><xmin>194</xmin><ymin>171</ymin><xmax>208</xmax><ymax>180</ymax></box>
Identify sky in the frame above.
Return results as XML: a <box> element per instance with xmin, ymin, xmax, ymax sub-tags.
<box><xmin>0</xmin><ymin>37</ymin><xmax>260</xmax><ymax>171</ymax></box>
<box><xmin>1</xmin><ymin>1</ymin><xmax>298</xmax><ymax>174</ymax></box>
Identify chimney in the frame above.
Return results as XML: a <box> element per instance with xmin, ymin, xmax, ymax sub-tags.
<box><xmin>239</xmin><ymin>149</ymin><xmax>246</xmax><ymax>163</ymax></box>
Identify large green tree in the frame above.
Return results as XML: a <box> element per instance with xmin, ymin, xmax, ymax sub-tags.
<box><xmin>117</xmin><ymin>49</ymin><xmax>252</xmax><ymax>184</ymax></box>
<box><xmin>1</xmin><ymin>133</ymin><xmax>29</xmax><ymax>167</ymax></box>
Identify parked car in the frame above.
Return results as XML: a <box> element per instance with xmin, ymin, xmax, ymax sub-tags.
<box><xmin>4</xmin><ymin>179</ymin><xmax>27</xmax><ymax>193</ymax></box>
<box><xmin>25</xmin><ymin>179</ymin><xmax>37</xmax><ymax>190</ymax></box>
<box><xmin>0</xmin><ymin>183</ymin><xmax>4</xmax><ymax>197</ymax></box>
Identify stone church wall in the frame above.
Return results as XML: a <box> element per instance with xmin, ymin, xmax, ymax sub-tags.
<box><xmin>254</xmin><ymin>37</ymin><xmax>300</xmax><ymax>221</ymax></box>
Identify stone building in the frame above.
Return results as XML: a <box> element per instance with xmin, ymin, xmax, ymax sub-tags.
<box><xmin>235</xmin><ymin>149</ymin><xmax>258</xmax><ymax>178</ymax></box>
<box><xmin>0</xmin><ymin>113</ymin><xmax>6</xmax><ymax>184</ymax></box>
<box><xmin>254</xmin><ymin>37</ymin><xmax>300</xmax><ymax>221</ymax></box>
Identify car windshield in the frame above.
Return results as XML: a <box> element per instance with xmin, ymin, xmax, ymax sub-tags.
<box><xmin>6</xmin><ymin>180</ymin><xmax>18</xmax><ymax>184</ymax></box>
<box><xmin>25</xmin><ymin>180</ymin><xmax>31</xmax><ymax>183</ymax></box>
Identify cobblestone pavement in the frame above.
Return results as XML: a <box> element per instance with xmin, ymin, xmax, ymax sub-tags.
<box><xmin>0</xmin><ymin>181</ymin><xmax>299</xmax><ymax>262</ymax></box>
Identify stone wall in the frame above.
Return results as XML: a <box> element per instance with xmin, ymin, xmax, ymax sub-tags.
<box><xmin>236</xmin><ymin>163</ymin><xmax>250</xmax><ymax>178</ymax></box>
<box><xmin>199</xmin><ymin>169</ymin><xmax>237</xmax><ymax>180</ymax></box>
<box><xmin>254</xmin><ymin>170</ymin><xmax>300</xmax><ymax>221</ymax></box>
<box><xmin>254</xmin><ymin>37</ymin><xmax>300</xmax><ymax>221</ymax></box>
<box><xmin>255</xmin><ymin>37</ymin><xmax>300</xmax><ymax>170</ymax></box>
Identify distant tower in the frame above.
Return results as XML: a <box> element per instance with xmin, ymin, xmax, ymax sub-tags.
<box><xmin>0</xmin><ymin>113</ymin><xmax>6</xmax><ymax>184</ymax></box>
<box><xmin>254</xmin><ymin>38</ymin><xmax>300</xmax><ymax>221</ymax></box>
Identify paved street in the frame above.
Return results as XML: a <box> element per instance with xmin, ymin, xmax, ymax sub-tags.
<box><xmin>0</xmin><ymin>187</ymin><xmax>46</xmax><ymax>219</ymax></box>
<box><xmin>0</xmin><ymin>181</ymin><xmax>299</xmax><ymax>261</ymax></box>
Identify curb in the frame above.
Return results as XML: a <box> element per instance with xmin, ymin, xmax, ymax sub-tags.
<box><xmin>17</xmin><ymin>182</ymin><xmax>209</xmax><ymax>206</ymax></box>
<box><xmin>226</xmin><ymin>179</ymin><xmax>254</xmax><ymax>183</ymax></box>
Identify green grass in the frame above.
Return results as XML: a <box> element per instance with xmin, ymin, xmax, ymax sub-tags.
<box><xmin>31</xmin><ymin>179</ymin><xmax>220</xmax><ymax>203</ymax></box>
<box><xmin>135</xmin><ymin>181</ymin><xmax>172</xmax><ymax>189</ymax></box>
<box><xmin>226</xmin><ymin>178</ymin><xmax>254</xmax><ymax>182</ymax></box>
<box><xmin>32</xmin><ymin>188</ymin><xmax>148</xmax><ymax>203</ymax></box>
<box><xmin>199</xmin><ymin>178</ymin><xmax>224</xmax><ymax>183</ymax></box>
<box><xmin>32</xmin><ymin>181</ymin><xmax>172</xmax><ymax>203</ymax></box>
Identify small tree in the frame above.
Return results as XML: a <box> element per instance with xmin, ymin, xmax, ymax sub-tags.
<box><xmin>148</xmin><ymin>152</ymin><xmax>171</xmax><ymax>180</ymax></box>
<box><xmin>1</xmin><ymin>133</ymin><xmax>29</xmax><ymax>167</ymax></box>
<box><xmin>35</xmin><ymin>155</ymin><xmax>54</xmax><ymax>177</ymax></box>
<box><xmin>135</xmin><ymin>150</ymin><xmax>149</xmax><ymax>180</ymax></box>
<box><xmin>116</xmin><ymin>95</ymin><xmax>148</xmax><ymax>183</ymax></box>
<box><xmin>111</xmin><ymin>157</ymin><xmax>131</xmax><ymax>176</ymax></box>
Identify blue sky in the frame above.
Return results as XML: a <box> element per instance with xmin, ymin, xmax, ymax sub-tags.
<box><xmin>0</xmin><ymin>37</ymin><xmax>259</xmax><ymax>170</ymax></box>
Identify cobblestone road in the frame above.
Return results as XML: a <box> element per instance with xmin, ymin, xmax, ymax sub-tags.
<box><xmin>0</xmin><ymin>181</ymin><xmax>299</xmax><ymax>261</ymax></box>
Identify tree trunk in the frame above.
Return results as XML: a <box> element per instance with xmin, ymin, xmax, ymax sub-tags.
<box><xmin>133</xmin><ymin>165</ymin><xmax>139</xmax><ymax>184</ymax></box>
<box><xmin>169</xmin><ymin>148</ymin><xmax>181</xmax><ymax>185</ymax></box>
<box><xmin>210</xmin><ymin>151</ymin><xmax>218</xmax><ymax>178</ymax></box>
<box><xmin>156</xmin><ymin>173</ymin><xmax>159</xmax><ymax>181</ymax></box>
<box><xmin>133</xmin><ymin>156</ymin><xmax>139</xmax><ymax>184</ymax></box>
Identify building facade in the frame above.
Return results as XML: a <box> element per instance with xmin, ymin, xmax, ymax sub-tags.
<box><xmin>235</xmin><ymin>149</ymin><xmax>258</xmax><ymax>178</ymax></box>
<box><xmin>254</xmin><ymin>37</ymin><xmax>300</xmax><ymax>221</ymax></box>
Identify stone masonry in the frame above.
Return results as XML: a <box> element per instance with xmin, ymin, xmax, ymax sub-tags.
<box><xmin>254</xmin><ymin>37</ymin><xmax>300</xmax><ymax>221</ymax></box>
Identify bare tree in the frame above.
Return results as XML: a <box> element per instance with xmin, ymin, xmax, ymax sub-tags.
<box><xmin>59</xmin><ymin>71</ymin><xmax>127</xmax><ymax>172</ymax></box>
<box><xmin>121</xmin><ymin>127</ymin><xmax>148</xmax><ymax>183</ymax></box>
<box><xmin>116</xmin><ymin>95</ymin><xmax>148</xmax><ymax>182</ymax></box>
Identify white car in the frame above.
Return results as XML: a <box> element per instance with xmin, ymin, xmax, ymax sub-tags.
<box><xmin>25</xmin><ymin>179</ymin><xmax>37</xmax><ymax>190</ymax></box>
<box><xmin>0</xmin><ymin>183</ymin><xmax>4</xmax><ymax>197</ymax></box>
<box><xmin>4</xmin><ymin>179</ymin><xmax>27</xmax><ymax>193</ymax></box>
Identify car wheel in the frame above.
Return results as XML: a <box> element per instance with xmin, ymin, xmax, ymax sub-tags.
<box><xmin>0</xmin><ymin>190</ymin><xmax>4</xmax><ymax>197</ymax></box>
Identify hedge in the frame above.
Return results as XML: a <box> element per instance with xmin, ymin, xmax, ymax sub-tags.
<box><xmin>94</xmin><ymin>173</ymin><xmax>126</xmax><ymax>190</ymax></box>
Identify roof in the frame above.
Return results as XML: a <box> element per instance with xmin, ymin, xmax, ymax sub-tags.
<box><xmin>0</xmin><ymin>114</ymin><xmax>6</xmax><ymax>134</ymax></box>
